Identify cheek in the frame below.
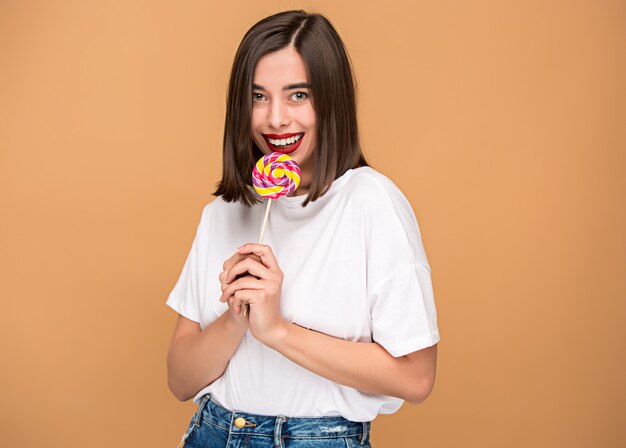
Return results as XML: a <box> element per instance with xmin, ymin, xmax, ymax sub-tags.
<box><xmin>302</xmin><ymin>107</ymin><xmax>316</xmax><ymax>131</ymax></box>
<box><xmin>251</xmin><ymin>108</ymin><xmax>263</xmax><ymax>129</ymax></box>
<box><xmin>250</xmin><ymin>111</ymin><xmax>265</xmax><ymax>144</ymax></box>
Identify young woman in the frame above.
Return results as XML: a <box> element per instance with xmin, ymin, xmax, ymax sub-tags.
<box><xmin>166</xmin><ymin>10</ymin><xmax>440</xmax><ymax>448</ymax></box>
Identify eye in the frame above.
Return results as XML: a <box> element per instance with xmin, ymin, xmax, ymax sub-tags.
<box><xmin>291</xmin><ymin>91</ymin><xmax>309</xmax><ymax>102</ymax></box>
<box><xmin>253</xmin><ymin>92</ymin><xmax>266</xmax><ymax>102</ymax></box>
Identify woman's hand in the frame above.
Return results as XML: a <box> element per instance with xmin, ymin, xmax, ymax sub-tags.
<box><xmin>219</xmin><ymin>243</ymin><xmax>287</xmax><ymax>344</ymax></box>
<box><xmin>219</xmin><ymin>252</ymin><xmax>262</xmax><ymax>331</ymax></box>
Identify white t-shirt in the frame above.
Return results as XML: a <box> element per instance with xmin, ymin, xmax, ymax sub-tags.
<box><xmin>165</xmin><ymin>166</ymin><xmax>440</xmax><ymax>422</ymax></box>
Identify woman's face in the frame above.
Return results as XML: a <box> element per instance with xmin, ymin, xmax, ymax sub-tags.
<box><xmin>251</xmin><ymin>46</ymin><xmax>317</xmax><ymax>191</ymax></box>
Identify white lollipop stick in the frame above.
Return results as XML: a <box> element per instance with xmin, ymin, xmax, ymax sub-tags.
<box><xmin>258</xmin><ymin>197</ymin><xmax>272</xmax><ymax>244</ymax></box>
<box><xmin>242</xmin><ymin>198</ymin><xmax>273</xmax><ymax>317</ymax></box>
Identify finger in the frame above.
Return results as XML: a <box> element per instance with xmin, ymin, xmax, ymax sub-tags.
<box><xmin>223</xmin><ymin>253</ymin><xmax>244</xmax><ymax>273</ymax></box>
<box><xmin>225</xmin><ymin>258</ymin><xmax>271</xmax><ymax>284</ymax></box>
<box><xmin>235</xmin><ymin>291</ymin><xmax>245</xmax><ymax>315</ymax></box>
<box><xmin>223</xmin><ymin>252</ymin><xmax>263</xmax><ymax>274</ymax></box>
<box><xmin>229</xmin><ymin>298</ymin><xmax>244</xmax><ymax>317</ymax></box>
<box><xmin>236</xmin><ymin>244</ymin><xmax>279</xmax><ymax>271</ymax></box>
<box><xmin>220</xmin><ymin>277</ymin><xmax>266</xmax><ymax>302</ymax></box>
<box><xmin>220</xmin><ymin>270</ymin><xmax>246</xmax><ymax>285</ymax></box>
<box><xmin>240</xmin><ymin>253</ymin><xmax>263</xmax><ymax>265</ymax></box>
<box><xmin>232</xmin><ymin>290</ymin><xmax>251</xmax><ymax>315</ymax></box>
<box><xmin>228</xmin><ymin>296</ymin><xmax>240</xmax><ymax>316</ymax></box>
<box><xmin>219</xmin><ymin>276</ymin><xmax>267</xmax><ymax>302</ymax></box>
<box><xmin>227</xmin><ymin>294</ymin><xmax>240</xmax><ymax>316</ymax></box>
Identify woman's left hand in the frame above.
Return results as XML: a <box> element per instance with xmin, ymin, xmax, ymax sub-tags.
<box><xmin>219</xmin><ymin>243</ymin><xmax>287</xmax><ymax>345</ymax></box>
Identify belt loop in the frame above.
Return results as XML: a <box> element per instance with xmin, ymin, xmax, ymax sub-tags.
<box><xmin>273</xmin><ymin>415</ymin><xmax>287</xmax><ymax>448</ymax></box>
<box><xmin>193</xmin><ymin>394</ymin><xmax>211</xmax><ymax>428</ymax></box>
<box><xmin>360</xmin><ymin>421</ymin><xmax>369</xmax><ymax>445</ymax></box>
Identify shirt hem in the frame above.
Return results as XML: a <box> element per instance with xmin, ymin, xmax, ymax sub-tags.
<box><xmin>378</xmin><ymin>329</ymin><xmax>440</xmax><ymax>357</ymax></box>
<box><xmin>165</xmin><ymin>296</ymin><xmax>201</xmax><ymax>324</ymax></box>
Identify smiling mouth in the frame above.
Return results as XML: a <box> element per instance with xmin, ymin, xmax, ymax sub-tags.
<box><xmin>262</xmin><ymin>132</ymin><xmax>304</xmax><ymax>154</ymax></box>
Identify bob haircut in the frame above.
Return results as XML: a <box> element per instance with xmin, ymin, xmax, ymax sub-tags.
<box><xmin>212</xmin><ymin>10</ymin><xmax>370</xmax><ymax>208</ymax></box>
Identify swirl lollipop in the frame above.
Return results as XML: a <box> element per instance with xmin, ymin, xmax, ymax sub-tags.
<box><xmin>239</xmin><ymin>152</ymin><xmax>300</xmax><ymax>316</ymax></box>
<box><xmin>252</xmin><ymin>151</ymin><xmax>301</xmax><ymax>200</ymax></box>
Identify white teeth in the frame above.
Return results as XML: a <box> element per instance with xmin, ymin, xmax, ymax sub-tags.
<box><xmin>267</xmin><ymin>134</ymin><xmax>303</xmax><ymax>146</ymax></box>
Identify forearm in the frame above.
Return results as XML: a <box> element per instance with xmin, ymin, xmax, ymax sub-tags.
<box><xmin>265</xmin><ymin>322</ymin><xmax>419</xmax><ymax>402</ymax></box>
<box><xmin>167</xmin><ymin>312</ymin><xmax>247</xmax><ymax>401</ymax></box>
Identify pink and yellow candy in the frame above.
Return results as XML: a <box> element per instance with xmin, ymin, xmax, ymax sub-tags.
<box><xmin>252</xmin><ymin>152</ymin><xmax>301</xmax><ymax>199</ymax></box>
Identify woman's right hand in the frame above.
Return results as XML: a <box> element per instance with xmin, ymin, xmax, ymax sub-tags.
<box><xmin>219</xmin><ymin>251</ymin><xmax>262</xmax><ymax>329</ymax></box>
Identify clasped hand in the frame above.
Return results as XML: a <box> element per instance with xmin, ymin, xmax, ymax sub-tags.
<box><xmin>219</xmin><ymin>243</ymin><xmax>286</xmax><ymax>344</ymax></box>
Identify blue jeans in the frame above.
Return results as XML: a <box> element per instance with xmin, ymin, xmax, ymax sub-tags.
<box><xmin>180</xmin><ymin>393</ymin><xmax>373</xmax><ymax>448</ymax></box>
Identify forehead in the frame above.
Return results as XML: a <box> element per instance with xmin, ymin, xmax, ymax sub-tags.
<box><xmin>253</xmin><ymin>47</ymin><xmax>308</xmax><ymax>86</ymax></box>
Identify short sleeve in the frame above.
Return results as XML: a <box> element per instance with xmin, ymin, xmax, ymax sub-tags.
<box><xmin>165</xmin><ymin>205</ymin><xmax>210</xmax><ymax>323</ymax></box>
<box><xmin>358</xmin><ymin>171</ymin><xmax>440</xmax><ymax>357</ymax></box>
<box><xmin>371</xmin><ymin>262</ymin><xmax>440</xmax><ymax>357</ymax></box>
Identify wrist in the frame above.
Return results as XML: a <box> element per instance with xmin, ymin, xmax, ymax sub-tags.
<box><xmin>264</xmin><ymin>319</ymin><xmax>291</xmax><ymax>349</ymax></box>
<box><xmin>223</xmin><ymin>310</ymin><xmax>249</xmax><ymax>334</ymax></box>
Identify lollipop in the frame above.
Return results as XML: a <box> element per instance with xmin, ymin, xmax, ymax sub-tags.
<box><xmin>239</xmin><ymin>152</ymin><xmax>300</xmax><ymax>316</ymax></box>
<box><xmin>252</xmin><ymin>151</ymin><xmax>301</xmax><ymax>200</ymax></box>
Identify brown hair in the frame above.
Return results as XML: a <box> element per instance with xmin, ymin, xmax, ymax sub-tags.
<box><xmin>212</xmin><ymin>10</ymin><xmax>370</xmax><ymax>207</ymax></box>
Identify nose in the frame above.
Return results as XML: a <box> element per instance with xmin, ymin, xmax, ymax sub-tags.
<box><xmin>267</xmin><ymin>99</ymin><xmax>290</xmax><ymax>130</ymax></box>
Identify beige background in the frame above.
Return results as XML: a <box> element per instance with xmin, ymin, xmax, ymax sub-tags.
<box><xmin>1</xmin><ymin>1</ymin><xmax>624</xmax><ymax>447</ymax></box>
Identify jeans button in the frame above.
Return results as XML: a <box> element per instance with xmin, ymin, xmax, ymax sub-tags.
<box><xmin>234</xmin><ymin>417</ymin><xmax>247</xmax><ymax>428</ymax></box>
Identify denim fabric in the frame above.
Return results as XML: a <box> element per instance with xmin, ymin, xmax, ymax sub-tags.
<box><xmin>181</xmin><ymin>393</ymin><xmax>373</xmax><ymax>448</ymax></box>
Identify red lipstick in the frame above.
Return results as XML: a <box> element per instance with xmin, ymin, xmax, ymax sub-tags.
<box><xmin>262</xmin><ymin>132</ymin><xmax>304</xmax><ymax>155</ymax></box>
<box><xmin>264</xmin><ymin>132</ymin><xmax>300</xmax><ymax>139</ymax></box>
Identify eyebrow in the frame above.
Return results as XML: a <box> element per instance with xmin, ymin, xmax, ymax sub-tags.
<box><xmin>252</xmin><ymin>82</ymin><xmax>312</xmax><ymax>91</ymax></box>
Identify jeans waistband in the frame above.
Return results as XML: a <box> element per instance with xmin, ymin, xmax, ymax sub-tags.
<box><xmin>198</xmin><ymin>393</ymin><xmax>371</xmax><ymax>444</ymax></box>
